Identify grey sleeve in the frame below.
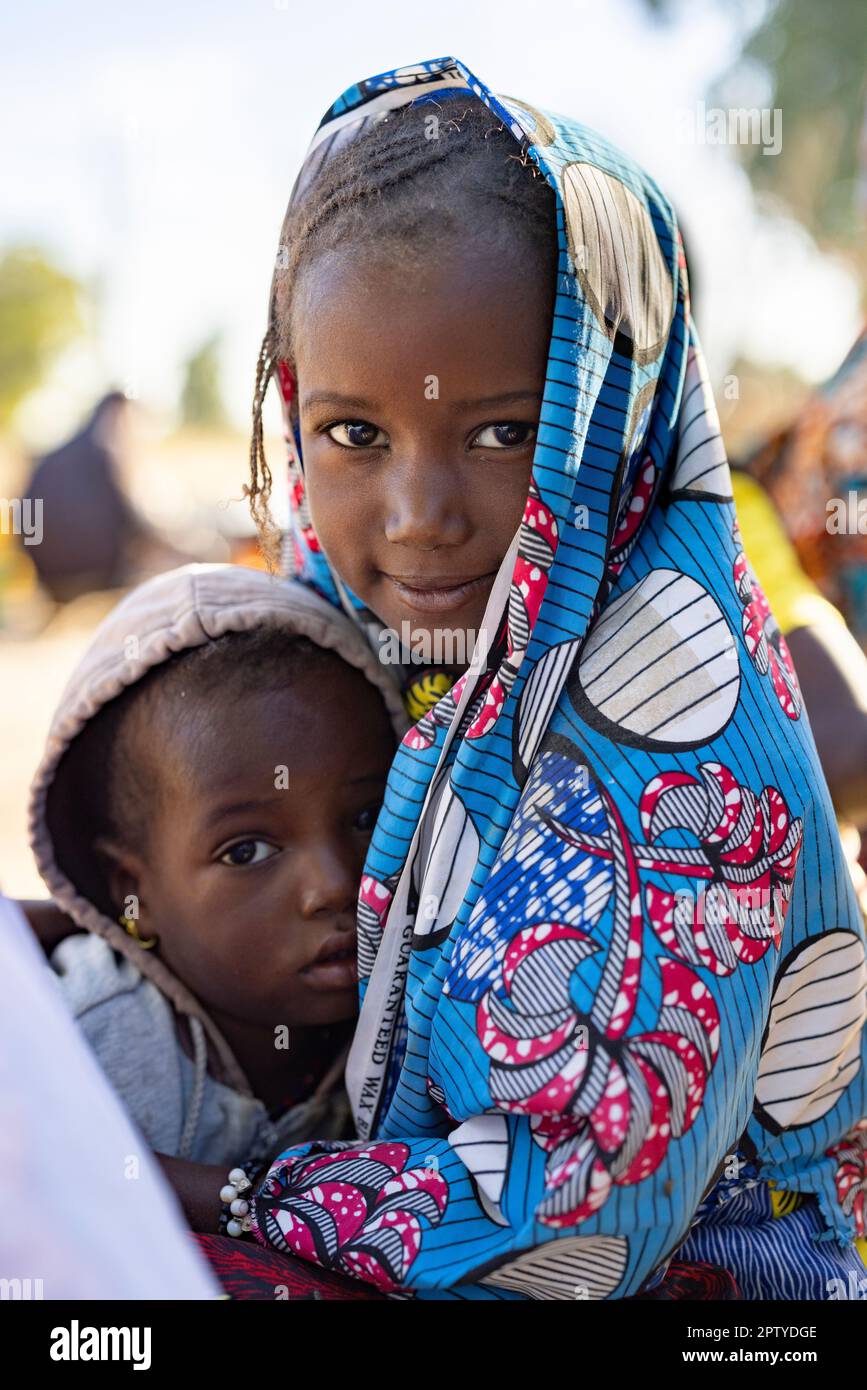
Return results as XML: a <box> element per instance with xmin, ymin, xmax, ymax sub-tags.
<box><xmin>49</xmin><ymin>934</ymin><xmax>186</xmax><ymax>1157</ymax></box>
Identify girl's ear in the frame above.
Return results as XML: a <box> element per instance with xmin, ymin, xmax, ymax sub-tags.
<box><xmin>93</xmin><ymin>835</ymin><xmax>147</xmax><ymax>923</ymax></box>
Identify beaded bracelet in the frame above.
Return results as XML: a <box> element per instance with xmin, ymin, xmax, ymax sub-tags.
<box><xmin>217</xmin><ymin>1161</ymin><xmax>262</xmax><ymax>1238</ymax></box>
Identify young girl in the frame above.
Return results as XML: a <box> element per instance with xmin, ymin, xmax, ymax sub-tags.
<box><xmin>233</xmin><ymin>55</ymin><xmax>867</xmax><ymax>1300</ymax></box>
<box><xmin>28</xmin><ymin>563</ymin><xmax>402</xmax><ymax>1189</ymax></box>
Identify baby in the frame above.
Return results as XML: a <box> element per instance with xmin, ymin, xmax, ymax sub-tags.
<box><xmin>28</xmin><ymin>563</ymin><xmax>402</xmax><ymax>1172</ymax></box>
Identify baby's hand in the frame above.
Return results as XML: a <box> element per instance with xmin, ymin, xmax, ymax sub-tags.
<box><xmin>153</xmin><ymin>1152</ymin><xmax>230</xmax><ymax>1233</ymax></box>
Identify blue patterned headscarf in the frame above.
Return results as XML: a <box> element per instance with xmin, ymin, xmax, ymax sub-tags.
<box><xmin>253</xmin><ymin>56</ymin><xmax>867</xmax><ymax>1299</ymax></box>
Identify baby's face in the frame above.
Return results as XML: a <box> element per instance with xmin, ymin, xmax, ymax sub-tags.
<box><xmin>293</xmin><ymin>236</ymin><xmax>555</xmax><ymax>665</ymax></box>
<box><xmin>134</xmin><ymin>657</ymin><xmax>394</xmax><ymax>1029</ymax></box>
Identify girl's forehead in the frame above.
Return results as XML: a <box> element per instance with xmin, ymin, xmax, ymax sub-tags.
<box><xmin>292</xmin><ymin>279</ymin><xmax>552</xmax><ymax>425</ymax></box>
<box><xmin>301</xmin><ymin>235</ymin><xmax>536</xmax><ymax>300</ymax></box>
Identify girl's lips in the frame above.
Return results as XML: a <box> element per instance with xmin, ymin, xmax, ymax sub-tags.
<box><xmin>383</xmin><ymin>571</ymin><xmax>496</xmax><ymax>615</ymax></box>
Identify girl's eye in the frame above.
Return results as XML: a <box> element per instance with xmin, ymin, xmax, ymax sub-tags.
<box><xmin>353</xmin><ymin>801</ymin><xmax>383</xmax><ymax>833</ymax></box>
<box><xmin>219</xmin><ymin>839</ymin><xmax>278</xmax><ymax>867</ymax></box>
<box><xmin>472</xmin><ymin>422</ymin><xmax>537</xmax><ymax>450</ymax></box>
<box><xmin>326</xmin><ymin>420</ymin><xmax>388</xmax><ymax>449</ymax></box>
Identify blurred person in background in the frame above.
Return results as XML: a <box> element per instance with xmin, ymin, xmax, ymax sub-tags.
<box><xmin>746</xmin><ymin>330</ymin><xmax>867</xmax><ymax>647</ymax></box>
<box><xmin>730</xmin><ymin>456</ymin><xmax>867</xmax><ymax>834</ymax></box>
<box><xmin>728</xmin><ymin>462</ymin><xmax>867</xmax><ymax>915</ymax></box>
<box><xmin>741</xmin><ymin>94</ymin><xmax>867</xmax><ymax>653</ymax></box>
<box><xmin>684</xmin><ymin>225</ymin><xmax>867</xmax><ymax>839</ymax></box>
<box><xmin>20</xmin><ymin>390</ymin><xmax>186</xmax><ymax>603</ymax></box>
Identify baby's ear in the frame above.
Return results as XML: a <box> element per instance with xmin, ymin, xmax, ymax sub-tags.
<box><xmin>93</xmin><ymin>836</ymin><xmax>145</xmax><ymax>922</ymax></box>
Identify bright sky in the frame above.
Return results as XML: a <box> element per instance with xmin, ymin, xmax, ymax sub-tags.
<box><xmin>1</xmin><ymin>0</ymin><xmax>862</xmax><ymax>447</ymax></box>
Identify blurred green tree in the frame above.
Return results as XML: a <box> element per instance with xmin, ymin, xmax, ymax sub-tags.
<box><xmin>637</xmin><ymin>0</ymin><xmax>867</xmax><ymax>261</ymax></box>
<box><xmin>0</xmin><ymin>248</ymin><xmax>81</xmax><ymax>427</ymax></box>
<box><xmin>714</xmin><ymin>0</ymin><xmax>867</xmax><ymax>250</ymax></box>
<box><xmin>179</xmin><ymin>332</ymin><xmax>227</xmax><ymax>430</ymax></box>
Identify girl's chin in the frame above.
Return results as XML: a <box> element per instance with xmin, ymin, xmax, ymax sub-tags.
<box><xmin>377</xmin><ymin>612</ymin><xmax>486</xmax><ymax>672</ymax></box>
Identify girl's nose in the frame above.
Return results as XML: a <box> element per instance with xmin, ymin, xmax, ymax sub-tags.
<box><xmin>383</xmin><ymin>455</ymin><xmax>469</xmax><ymax>550</ymax></box>
<box><xmin>296</xmin><ymin>841</ymin><xmax>358</xmax><ymax>921</ymax></box>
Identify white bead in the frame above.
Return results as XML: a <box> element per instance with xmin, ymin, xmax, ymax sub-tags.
<box><xmin>219</xmin><ymin>1184</ymin><xmax>237</xmax><ymax>1204</ymax></box>
<box><xmin>229</xmin><ymin>1198</ymin><xmax>249</xmax><ymax>1217</ymax></box>
<box><xmin>228</xmin><ymin>1168</ymin><xmax>247</xmax><ymax>1185</ymax></box>
<box><xmin>226</xmin><ymin>1219</ymin><xmax>242</xmax><ymax>1238</ymax></box>
<box><xmin>234</xmin><ymin>1177</ymin><xmax>251</xmax><ymax>1193</ymax></box>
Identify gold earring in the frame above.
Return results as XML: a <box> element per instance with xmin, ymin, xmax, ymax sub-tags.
<box><xmin>119</xmin><ymin>914</ymin><xmax>158</xmax><ymax>950</ymax></box>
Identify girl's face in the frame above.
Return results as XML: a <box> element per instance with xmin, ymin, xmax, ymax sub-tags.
<box><xmin>292</xmin><ymin>238</ymin><xmax>555</xmax><ymax>661</ymax></box>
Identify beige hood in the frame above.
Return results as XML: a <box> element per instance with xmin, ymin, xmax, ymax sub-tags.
<box><xmin>28</xmin><ymin>563</ymin><xmax>406</xmax><ymax>1096</ymax></box>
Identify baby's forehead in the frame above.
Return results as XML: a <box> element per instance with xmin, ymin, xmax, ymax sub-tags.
<box><xmin>135</xmin><ymin>646</ymin><xmax>390</xmax><ymax>784</ymax></box>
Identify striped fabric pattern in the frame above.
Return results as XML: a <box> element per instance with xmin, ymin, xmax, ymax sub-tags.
<box><xmin>677</xmin><ymin>1185</ymin><xmax>867</xmax><ymax>1300</ymax></box>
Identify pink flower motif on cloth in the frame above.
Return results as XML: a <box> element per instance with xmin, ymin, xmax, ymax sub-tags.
<box><xmin>733</xmin><ymin>533</ymin><xmax>800</xmax><ymax>719</ymax></box>
<box><xmin>357</xmin><ymin>872</ymin><xmax>396</xmax><ymax>978</ymax></box>
<box><xmin>359</xmin><ymin>874</ymin><xmax>393</xmax><ymax>924</ymax></box>
<box><xmin>257</xmin><ymin>1143</ymin><xmax>448</xmax><ymax>1293</ymax></box>
<box><xmin>403</xmin><ymin>727</ymin><xmax>435</xmax><ymax>752</ymax></box>
<box><xmin>466</xmin><ymin>676</ymin><xmax>506</xmax><ymax>739</ymax></box>
<box><xmin>277</xmin><ymin>360</ymin><xmax>296</xmax><ymax>404</ymax></box>
<box><xmin>508</xmin><ymin>481</ymin><xmax>559</xmax><ymax>659</ymax></box>
<box><xmin>511</xmin><ymin>557</ymin><xmax>547</xmax><ymax>649</ymax></box>
<box><xmin>826</xmin><ymin>1119</ymin><xmax>867</xmax><ymax>1239</ymax></box>
<box><xmin>288</xmin><ymin>464</ymin><xmax>321</xmax><ymax>552</ymax></box>
<box><xmin>641</xmin><ymin>763</ymin><xmax>802</xmax><ymax>976</ymax></box>
<box><xmin>475</xmin><ymin>780</ymin><xmax>721</xmax><ymax>1229</ymax></box>
<box><xmin>475</xmin><ymin>759</ymin><xmax>797</xmax><ymax>1226</ymax></box>
<box><xmin>609</xmin><ymin>456</ymin><xmax>656</xmax><ymax>579</ymax></box>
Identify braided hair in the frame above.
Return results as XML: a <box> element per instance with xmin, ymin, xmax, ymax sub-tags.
<box><xmin>248</xmin><ymin>96</ymin><xmax>558</xmax><ymax>556</ymax></box>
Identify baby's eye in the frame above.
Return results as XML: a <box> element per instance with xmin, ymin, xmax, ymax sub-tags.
<box><xmin>326</xmin><ymin>420</ymin><xmax>388</xmax><ymax>449</ymax></box>
<box><xmin>472</xmin><ymin>422</ymin><xmax>537</xmax><ymax>450</ymax></box>
<box><xmin>219</xmin><ymin>839</ymin><xmax>279</xmax><ymax>867</ymax></box>
<box><xmin>353</xmin><ymin>801</ymin><xmax>383</xmax><ymax>833</ymax></box>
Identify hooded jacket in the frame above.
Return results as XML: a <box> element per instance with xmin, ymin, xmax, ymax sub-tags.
<box><xmin>28</xmin><ymin>563</ymin><xmax>407</xmax><ymax>1164</ymax></box>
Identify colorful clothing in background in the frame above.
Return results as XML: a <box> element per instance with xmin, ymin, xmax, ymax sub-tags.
<box><xmin>749</xmin><ymin>329</ymin><xmax>867</xmax><ymax>644</ymax></box>
<box><xmin>253</xmin><ymin>55</ymin><xmax>867</xmax><ymax>1299</ymax></box>
<box><xmin>730</xmin><ymin>468</ymin><xmax>849</xmax><ymax>639</ymax></box>
<box><xmin>731</xmin><ymin>466</ymin><xmax>867</xmax><ymax>913</ymax></box>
